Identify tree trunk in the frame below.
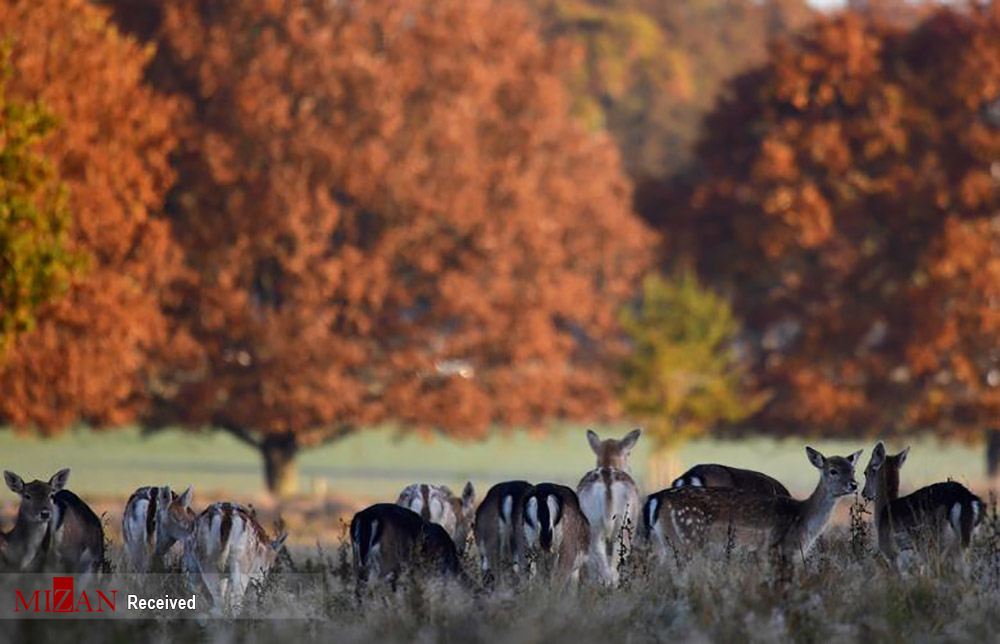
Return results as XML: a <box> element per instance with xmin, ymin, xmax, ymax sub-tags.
<box><xmin>987</xmin><ymin>428</ymin><xmax>1000</xmax><ymax>480</ymax></box>
<box><xmin>261</xmin><ymin>433</ymin><xmax>300</xmax><ymax>498</ymax></box>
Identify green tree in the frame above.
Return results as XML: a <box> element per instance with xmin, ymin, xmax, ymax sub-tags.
<box><xmin>619</xmin><ymin>271</ymin><xmax>762</xmax><ymax>448</ymax></box>
<box><xmin>0</xmin><ymin>50</ymin><xmax>79</xmax><ymax>354</ymax></box>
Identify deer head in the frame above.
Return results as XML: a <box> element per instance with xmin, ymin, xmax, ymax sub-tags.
<box><xmin>4</xmin><ymin>469</ymin><xmax>70</xmax><ymax>525</ymax></box>
<box><xmin>806</xmin><ymin>446</ymin><xmax>861</xmax><ymax>497</ymax></box>
<box><xmin>586</xmin><ymin>429</ymin><xmax>641</xmax><ymax>472</ymax></box>
<box><xmin>157</xmin><ymin>485</ymin><xmax>196</xmax><ymax>546</ymax></box>
<box><xmin>861</xmin><ymin>441</ymin><xmax>909</xmax><ymax>502</ymax></box>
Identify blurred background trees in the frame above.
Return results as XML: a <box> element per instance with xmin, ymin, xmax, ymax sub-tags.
<box><xmin>0</xmin><ymin>49</ymin><xmax>80</xmax><ymax>355</ymax></box>
<box><xmin>0</xmin><ymin>0</ymin><xmax>188</xmax><ymax>432</ymax></box>
<box><xmin>2</xmin><ymin>0</ymin><xmax>1000</xmax><ymax>494</ymax></box>
<box><xmin>107</xmin><ymin>0</ymin><xmax>653</xmax><ymax>495</ymax></box>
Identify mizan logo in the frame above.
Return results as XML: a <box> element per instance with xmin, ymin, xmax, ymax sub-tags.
<box><xmin>15</xmin><ymin>577</ymin><xmax>117</xmax><ymax>613</ymax></box>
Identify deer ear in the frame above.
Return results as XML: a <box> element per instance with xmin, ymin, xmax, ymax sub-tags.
<box><xmin>846</xmin><ymin>449</ymin><xmax>863</xmax><ymax>466</ymax></box>
<box><xmin>895</xmin><ymin>447</ymin><xmax>910</xmax><ymax>467</ymax></box>
<box><xmin>49</xmin><ymin>468</ymin><xmax>70</xmax><ymax>491</ymax></box>
<box><xmin>461</xmin><ymin>481</ymin><xmax>475</xmax><ymax>508</ymax></box>
<box><xmin>621</xmin><ymin>429</ymin><xmax>641</xmax><ymax>451</ymax></box>
<box><xmin>805</xmin><ymin>446</ymin><xmax>825</xmax><ymax>469</ymax></box>
<box><xmin>873</xmin><ymin>441</ymin><xmax>885</xmax><ymax>459</ymax></box>
<box><xmin>586</xmin><ymin>430</ymin><xmax>601</xmax><ymax>454</ymax></box>
<box><xmin>158</xmin><ymin>486</ymin><xmax>173</xmax><ymax>506</ymax></box>
<box><xmin>179</xmin><ymin>486</ymin><xmax>194</xmax><ymax>508</ymax></box>
<box><xmin>4</xmin><ymin>471</ymin><xmax>23</xmax><ymax>495</ymax></box>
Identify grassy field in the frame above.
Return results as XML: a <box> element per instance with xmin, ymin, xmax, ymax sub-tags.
<box><xmin>4</xmin><ymin>517</ymin><xmax>1000</xmax><ymax>643</ymax></box>
<box><xmin>0</xmin><ymin>426</ymin><xmax>989</xmax><ymax>503</ymax></box>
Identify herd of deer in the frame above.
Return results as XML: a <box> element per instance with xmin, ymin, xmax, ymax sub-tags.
<box><xmin>0</xmin><ymin>430</ymin><xmax>987</xmax><ymax>609</ymax></box>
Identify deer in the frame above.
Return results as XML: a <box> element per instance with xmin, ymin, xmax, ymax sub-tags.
<box><xmin>2</xmin><ymin>469</ymin><xmax>104</xmax><ymax>573</ymax></box>
<box><xmin>576</xmin><ymin>429</ymin><xmax>641</xmax><ymax>584</ymax></box>
<box><xmin>122</xmin><ymin>485</ymin><xmax>195</xmax><ymax>572</ymax></box>
<box><xmin>671</xmin><ymin>464</ymin><xmax>790</xmax><ymax>497</ymax></box>
<box><xmin>642</xmin><ymin>447</ymin><xmax>861</xmax><ymax>564</ymax></box>
<box><xmin>473</xmin><ymin>480</ymin><xmax>534</xmax><ymax>585</ymax></box>
<box><xmin>396</xmin><ymin>481</ymin><xmax>475</xmax><ymax>553</ymax></box>
<box><xmin>522</xmin><ymin>483</ymin><xmax>590</xmax><ymax>584</ymax></box>
<box><xmin>862</xmin><ymin>441</ymin><xmax>984</xmax><ymax>570</ymax></box>
<box><xmin>351</xmin><ymin>503</ymin><xmax>461</xmax><ymax>595</ymax></box>
<box><xmin>182</xmin><ymin>502</ymin><xmax>287</xmax><ymax>611</ymax></box>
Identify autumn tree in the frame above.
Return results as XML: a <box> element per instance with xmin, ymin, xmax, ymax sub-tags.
<box><xmin>0</xmin><ymin>48</ymin><xmax>81</xmax><ymax>354</ymax></box>
<box><xmin>107</xmin><ymin>0</ymin><xmax>655</xmax><ymax>495</ymax></box>
<box><xmin>532</xmin><ymin>0</ymin><xmax>813</xmax><ymax>181</ymax></box>
<box><xmin>677</xmin><ymin>5</ymin><xmax>1000</xmax><ymax>472</ymax></box>
<box><xmin>618</xmin><ymin>271</ymin><xmax>763</xmax><ymax>484</ymax></box>
<box><xmin>0</xmin><ymin>0</ymin><xmax>186</xmax><ymax>431</ymax></box>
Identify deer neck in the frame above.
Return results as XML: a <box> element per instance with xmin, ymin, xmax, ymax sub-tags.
<box><xmin>801</xmin><ymin>478</ymin><xmax>839</xmax><ymax>545</ymax></box>
<box><xmin>873</xmin><ymin>467</ymin><xmax>893</xmax><ymax>527</ymax></box>
<box><xmin>3</xmin><ymin>513</ymin><xmax>49</xmax><ymax>569</ymax></box>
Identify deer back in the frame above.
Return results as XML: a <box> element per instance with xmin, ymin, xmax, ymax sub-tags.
<box><xmin>672</xmin><ymin>464</ymin><xmax>790</xmax><ymax>497</ymax></box>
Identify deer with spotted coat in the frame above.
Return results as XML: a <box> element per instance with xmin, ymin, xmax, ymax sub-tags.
<box><xmin>671</xmin><ymin>464</ymin><xmax>790</xmax><ymax>497</ymax></box>
<box><xmin>862</xmin><ymin>441</ymin><xmax>983</xmax><ymax>570</ymax></box>
<box><xmin>122</xmin><ymin>485</ymin><xmax>195</xmax><ymax>572</ymax></box>
<box><xmin>642</xmin><ymin>447</ymin><xmax>861</xmax><ymax>563</ymax></box>
<box><xmin>576</xmin><ymin>429</ymin><xmax>641</xmax><ymax>584</ymax></box>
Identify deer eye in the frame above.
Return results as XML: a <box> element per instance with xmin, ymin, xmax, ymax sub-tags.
<box><xmin>23</xmin><ymin>493</ymin><xmax>31</xmax><ymax>500</ymax></box>
<box><xmin>828</xmin><ymin>469</ymin><xmax>838</xmax><ymax>476</ymax></box>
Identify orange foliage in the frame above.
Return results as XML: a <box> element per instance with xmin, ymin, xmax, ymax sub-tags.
<box><xmin>0</xmin><ymin>0</ymin><xmax>187</xmax><ymax>431</ymax></box>
<box><xmin>683</xmin><ymin>5</ymin><xmax>1000</xmax><ymax>439</ymax></box>
<box><xmin>108</xmin><ymin>0</ymin><xmax>654</xmax><ymax>456</ymax></box>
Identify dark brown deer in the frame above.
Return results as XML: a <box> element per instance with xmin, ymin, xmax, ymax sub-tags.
<box><xmin>2</xmin><ymin>469</ymin><xmax>104</xmax><ymax>573</ymax></box>
<box><xmin>642</xmin><ymin>447</ymin><xmax>861</xmax><ymax>563</ymax></box>
<box><xmin>351</xmin><ymin>503</ymin><xmax>460</xmax><ymax>594</ymax></box>
<box><xmin>473</xmin><ymin>480</ymin><xmax>534</xmax><ymax>585</ymax></box>
<box><xmin>862</xmin><ymin>441</ymin><xmax>984</xmax><ymax>570</ymax></box>
<box><xmin>671</xmin><ymin>464</ymin><xmax>790</xmax><ymax>497</ymax></box>
<box><xmin>522</xmin><ymin>483</ymin><xmax>590</xmax><ymax>583</ymax></box>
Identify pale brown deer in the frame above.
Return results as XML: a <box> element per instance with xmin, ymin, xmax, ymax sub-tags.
<box><xmin>473</xmin><ymin>480</ymin><xmax>534</xmax><ymax>585</ymax></box>
<box><xmin>122</xmin><ymin>485</ymin><xmax>195</xmax><ymax>572</ymax></box>
<box><xmin>350</xmin><ymin>503</ymin><xmax>461</xmax><ymax>595</ymax></box>
<box><xmin>182</xmin><ymin>502</ymin><xmax>287</xmax><ymax>610</ymax></box>
<box><xmin>671</xmin><ymin>464</ymin><xmax>790</xmax><ymax>497</ymax></box>
<box><xmin>2</xmin><ymin>469</ymin><xmax>104</xmax><ymax>573</ymax></box>
<box><xmin>522</xmin><ymin>483</ymin><xmax>590</xmax><ymax>584</ymax></box>
<box><xmin>577</xmin><ymin>429</ymin><xmax>641</xmax><ymax>584</ymax></box>
<box><xmin>396</xmin><ymin>482</ymin><xmax>475</xmax><ymax>553</ymax></box>
<box><xmin>642</xmin><ymin>447</ymin><xmax>861</xmax><ymax>563</ymax></box>
<box><xmin>862</xmin><ymin>441</ymin><xmax>984</xmax><ymax>570</ymax></box>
